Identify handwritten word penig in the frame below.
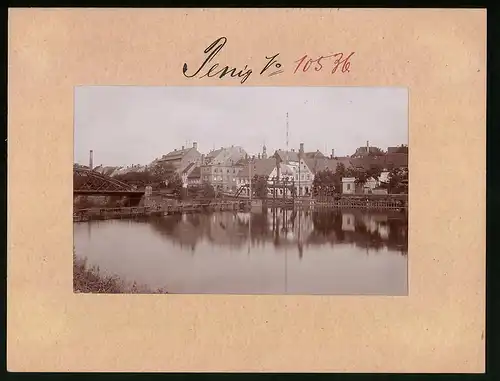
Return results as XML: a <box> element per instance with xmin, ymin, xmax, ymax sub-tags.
<box><xmin>182</xmin><ymin>37</ymin><xmax>253</xmax><ymax>84</ymax></box>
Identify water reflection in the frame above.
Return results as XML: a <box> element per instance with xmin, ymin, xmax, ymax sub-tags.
<box><xmin>146</xmin><ymin>208</ymin><xmax>408</xmax><ymax>257</ymax></box>
<box><xmin>74</xmin><ymin>208</ymin><xmax>408</xmax><ymax>295</ymax></box>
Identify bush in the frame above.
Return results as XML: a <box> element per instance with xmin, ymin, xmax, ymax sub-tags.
<box><xmin>73</xmin><ymin>251</ymin><xmax>168</xmax><ymax>294</ymax></box>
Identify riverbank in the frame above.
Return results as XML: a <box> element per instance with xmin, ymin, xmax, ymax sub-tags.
<box><xmin>73</xmin><ymin>253</ymin><xmax>168</xmax><ymax>294</ymax></box>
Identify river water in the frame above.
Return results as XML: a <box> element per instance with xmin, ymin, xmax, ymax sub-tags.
<box><xmin>73</xmin><ymin>208</ymin><xmax>408</xmax><ymax>295</ymax></box>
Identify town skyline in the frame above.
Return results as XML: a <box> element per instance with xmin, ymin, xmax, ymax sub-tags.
<box><xmin>74</xmin><ymin>86</ymin><xmax>408</xmax><ymax>167</ymax></box>
<box><xmin>76</xmin><ymin>140</ymin><xmax>408</xmax><ymax>169</ymax></box>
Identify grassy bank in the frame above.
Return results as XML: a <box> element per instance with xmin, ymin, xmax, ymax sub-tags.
<box><xmin>73</xmin><ymin>253</ymin><xmax>168</xmax><ymax>294</ymax></box>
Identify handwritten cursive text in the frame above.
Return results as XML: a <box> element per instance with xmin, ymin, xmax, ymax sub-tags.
<box><xmin>182</xmin><ymin>37</ymin><xmax>253</xmax><ymax>84</ymax></box>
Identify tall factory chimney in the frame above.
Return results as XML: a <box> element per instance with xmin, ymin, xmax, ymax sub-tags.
<box><xmin>89</xmin><ymin>150</ymin><xmax>94</xmax><ymax>170</ymax></box>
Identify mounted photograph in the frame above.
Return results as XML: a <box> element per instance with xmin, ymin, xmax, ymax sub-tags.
<box><xmin>73</xmin><ymin>86</ymin><xmax>409</xmax><ymax>295</ymax></box>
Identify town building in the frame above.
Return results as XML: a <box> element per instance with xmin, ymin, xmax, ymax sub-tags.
<box><xmin>304</xmin><ymin>156</ymin><xmax>353</xmax><ymax>175</ymax></box>
<box><xmin>275</xmin><ymin>143</ymin><xmax>315</xmax><ymax>196</ymax></box>
<box><xmin>387</xmin><ymin>145</ymin><xmax>408</xmax><ymax>154</ymax></box>
<box><xmin>92</xmin><ymin>165</ymin><xmax>119</xmax><ymax>176</ymax></box>
<box><xmin>200</xmin><ymin>145</ymin><xmax>247</xmax><ymax>192</ymax></box>
<box><xmin>341</xmin><ymin>177</ymin><xmax>357</xmax><ymax>194</ymax></box>
<box><xmin>341</xmin><ymin>175</ymin><xmax>383</xmax><ymax>195</ymax></box>
<box><xmin>236</xmin><ymin>156</ymin><xmax>276</xmax><ymax>196</ymax></box>
<box><xmin>157</xmin><ymin>142</ymin><xmax>202</xmax><ymax>176</ymax></box>
<box><xmin>349</xmin><ymin>142</ymin><xmax>408</xmax><ymax>171</ymax></box>
<box><xmin>304</xmin><ymin>150</ymin><xmax>327</xmax><ymax>160</ymax></box>
<box><xmin>235</xmin><ymin>143</ymin><xmax>316</xmax><ymax>197</ymax></box>
<box><xmin>352</xmin><ymin>141</ymin><xmax>384</xmax><ymax>158</ymax></box>
<box><xmin>184</xmin><ymin>164</ymin><xmax>201</xmax><ymax>186</ymax></box>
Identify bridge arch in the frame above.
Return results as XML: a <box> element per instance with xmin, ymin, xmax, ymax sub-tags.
<box><xmin>74</xmin><ymin>168</ymin><xmax>139</xmax><ymax>194</ymax></box>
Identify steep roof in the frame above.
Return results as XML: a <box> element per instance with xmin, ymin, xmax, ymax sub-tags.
<box><xmin>187</xmin><ymin>166</ymin><xmax>201</xmax><ymax>179</ymax></box>
<box><xmin>182</xmin><ymin>162</ymin><xmax>196</xmax><ymax>175</ymax></box>
<box><xmin>350</xmin><ymin>153</ymin><xmax>408</xmax><ymax>170</ymax></box>
<box><xmin>385</xmin><ymin>153</ymin><xmax>408</xmax><ymax>168</ymax></box>
<box><xmin>206</xmin><ymin>148</ymin><xmax>223</xmax><ymax>159</ymax></box>
<box><xmin>234</xmin><ymin>157</ymin><xmax>249</xmax><ymax>166</ymax></box>
<box><xmin>160</xmin><ymin>147</ymin><xmax>197</xmax><ymax>162</ymax></box>
<box><xmin>352</xmin><ymin>146</ymin><xmax>385</xmax><ymax>157</ymax></box>
<box><xmin>99</xmin><ymin>166</ymin><xmax>121</xmax><ymax>176</ymax></box>
<box><xmin>304</xmin><ymin>157</ymin><xmax>353</xmax><ymax>174</ymax></box>
<box><xmin>274</xmin><ymin>150</ymin><xmax>300</xmax><ymax>162</ymax></box>
<box><xmin>304</xmin><ymin>151</ymin><xmax>326</xmax><ymax>159</ymax></box>
<box><xmin>350</xmin><ymin>156</ymin><xmax>386</xmax><ymax>171</ymax></box>
<box><xmin>238</xmin><ymin>158</ymin><xmax>277</xmax><ymax>178</ymax></box>
<box><xmin>204</xmin><ymin>146</ymin><xmax>247</xmax><ymax>165</ymax></box>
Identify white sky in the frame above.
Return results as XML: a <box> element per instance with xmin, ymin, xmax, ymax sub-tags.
<box><xmin>74</xmin><ymin>86</ymin><xmax>408</xmax><ymax>167</ymax></box>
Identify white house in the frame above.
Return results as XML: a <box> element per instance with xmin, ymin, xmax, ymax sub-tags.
<box><xmin>362</xmin><ymin>177</ymin><xmax>378</xmax><ymax>194</ymax></box>
<box><xmin>267</xmin><ymin>160</ymin><xmax>314</xmax><ymax>197</ymax></box>
<box><xmin>342</xmin><ymin>175</ymin><xmax>383</xmax><ymax>194</ymax></box>
<box><xmin>342</xmin><ymin>177</ymin><xmax>356</xmax><ymax>194</ymax></box>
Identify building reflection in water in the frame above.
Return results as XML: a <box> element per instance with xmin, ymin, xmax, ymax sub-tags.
<box><xmin>147</xmin><ymin>207</ymin><xmax>409</xmax><ymax>257</ymax></box>
<box><xmin>76</xmin><ymin>207</ymin><xmax>408</xmax><ymax>295</ymax></box>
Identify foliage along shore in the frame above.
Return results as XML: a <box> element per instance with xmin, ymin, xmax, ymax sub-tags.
<box><xmin>73</xmin><ymin>252</ymin><xmax>168</xmax><ymax>294</ymax></box>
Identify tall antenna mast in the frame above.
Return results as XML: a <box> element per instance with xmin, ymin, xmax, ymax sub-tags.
<box><xmin>286</xmin><ymin>112</ymin><xmax>289</xmax><ymax>164</ymax></box>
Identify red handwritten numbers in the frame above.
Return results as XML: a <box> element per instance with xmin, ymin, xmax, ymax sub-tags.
<box><xmin>293</xmin><ymin>52</ymin><xmax>355</xmax><ymax>74</ymax></box>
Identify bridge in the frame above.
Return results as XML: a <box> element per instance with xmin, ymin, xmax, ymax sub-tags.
<box><xmin>73</xmin><ymin>167</ymin><xmax>145</xmax><ymax>196</ymax></box>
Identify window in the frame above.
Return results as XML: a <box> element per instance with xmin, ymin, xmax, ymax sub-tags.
<box><xmin>307</xmin><ymin>174</ymin><xmax>310</xmax><ymax>180</ymax></box>
<box><xmin>347</xmin><ymin>184</ymin><xmax>351</xmax><ymax>190</ymax></box>
<box><xmin>301</xmin><ymin>175</ymin><xmax>304</xmax><ymax>180</ymax></box>
<box><xmin>233</xmin><ymin>169</ymin><xmax>236</xmax><ymax>173</ymax></box>
<box><xmin>227</xmin><ymin>169</ymin><xmax>230</xmax><ymax>174</ymax></box>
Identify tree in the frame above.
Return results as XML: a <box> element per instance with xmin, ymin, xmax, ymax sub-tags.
<box><xmin>165</xmin><ymin>172</ymin><xmax>183</xmax><ymax>198</ymax></box>
<box><xmin>387</xmin><ymin>167</ymin><xmax>408</xmax><ymax>194</ymax></box>
<box><xmin>354</xmin><ymin>169</ymin><xmax>369</xmax><ymax>187</ymax></box>
<box><xmin>150</xmin><ymin>162</ymin><xmax>175</xmax><ymax>182</ymax></box>
<box><xmin>112</xmin><ymin>162</ymin><xmax>177</xmax><ymax>190</ymax></box>
<box><xmin>335</xmin><ymin>162</ymin><xmax>346</xmax><ymax>178</ymax></box>
<box><xmin>114</xmin><ymin>170</ymin><xmax>155</xmax><ymax>186</ymax></box>
<box><xmin>201</xmin><ymin>181</ymin><xmax>215</xmax><ymax>199</ymax></box>
<box><xmin>251</xmin><ymin>175</ymin><xmax>269</xmax><ymax>198</ymax></box>
<box><xmin>367</xmin><ymin>165</ymin><xmax>383</xmax><ymax>180</ymax></box>
<box><xmin>345</xmin><ymin>167</ymin><xmax>357</xmax><ymax>177</ymax></box>
<box><xmin>312</xmin><ymin>169</ymin><xmax>337</xmax><ymax>197</ymax></box>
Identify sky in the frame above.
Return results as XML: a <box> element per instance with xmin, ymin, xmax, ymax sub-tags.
<box><xmin>74</xmin><ymin>86</ymin><xmax>408</xmax><ymax>167</ymax></box>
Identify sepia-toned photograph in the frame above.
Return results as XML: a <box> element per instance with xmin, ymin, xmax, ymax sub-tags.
<box><xmin>73</xmin><ymin>86</ymin><xmax>408</xmax><ymax>295</ymax></box>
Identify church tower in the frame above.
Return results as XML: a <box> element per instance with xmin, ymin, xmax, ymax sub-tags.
<box><xmin>262</xmin><ymin>144</ymin><xmax>267</xmax><ymax>159</ymax></box>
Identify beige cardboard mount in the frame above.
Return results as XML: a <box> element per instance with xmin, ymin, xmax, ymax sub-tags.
<box><xmin>8</xmin><ymin>8</ymin><xmax>485</xmax><ymax>372</ymax></box>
